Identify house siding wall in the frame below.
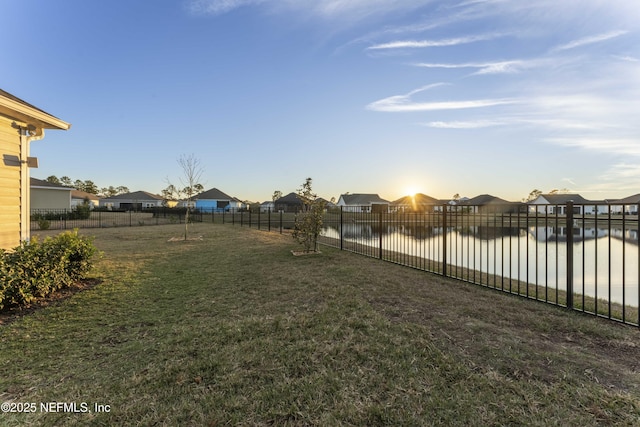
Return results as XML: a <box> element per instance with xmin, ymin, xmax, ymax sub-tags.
<box><xmin>195</xmin><ymin>200</ymin><xmax>220</xmax><ymax>210</ymax></box>
<box><xmin>0</xmin><ymin>116</ymin><xmax>21</xmax><ymax>249</ymax></box>
<box><xmin>196</xmin><ymin>200</ymin><xmax>236</xmax><ymax>211</ymax></box>
<box><xmin>99</xmin><ymin>198</ymin><xmax>163</xmax><ymax>209</ymax></box>
<box><xmin>31</xmin><ymin>188</ymin><xmax>71</xmax><ymax>210</ymax></box>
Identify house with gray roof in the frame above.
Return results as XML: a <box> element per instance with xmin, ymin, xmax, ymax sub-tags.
<box><xmin>260</xmin><ymin>200</ymin><xmax>275</xmax><ymax>212</ymax></box>
<box><xmin>392</xmin><ymin>193</ymin><xmax>440</xmax><ymax>212</ymax></box>
<box><xmin>337</xmin><ymin>193</ymin><xmax>390</xmax><ymax>213</ymax></box>
<box><xmin>30</xmin><ymin>178</ymin><xmax>73</xmax><ymax>210</ymax></box>
<box><xmin>195</xmin><ymin>187</ymin><xmax>240</xmax><ymax>212</ymax></box>
<box><xmin>528</xmin><ymin>193</ymin><xmax>597</xmax><ymax>215</ymax></box>
<box><xmin>460</xmin><ymin>194</ymin><xmax>522</xmax><ymax>213</ymax></box>
<box><xmin>608</xmin><ymin>193</ymin><xmax>640</xmax><ymax>215</ymax></box>
<box><xmin>274</xmin><ymin>192</ymin><xmax>331</xmax><ymax>213</ymax></box>
<box><xmin>274</xmin><ymin>192</ymin><xmax>303</xmax><ymax>213</ymax></box>
<box><xmin>99</xmin><ymin>191</ymin><xmax>164</xmax><ymax>211</ymax></box>
<box><xmin>71</xmin><ymin>189</ymin><xmax>100</xmax><ymax>209</ymax></box>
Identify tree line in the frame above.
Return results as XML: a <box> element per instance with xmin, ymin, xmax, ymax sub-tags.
<box><xmin>45</xmin><ymin>176</ymin><xmax>129</xmax><ymax>198</ymax></box>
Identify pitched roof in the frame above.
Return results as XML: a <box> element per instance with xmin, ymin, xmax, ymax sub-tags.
<box><xmin>275</xmin><ymin>192</ymin><xmax>303</xmax><ymax>204</ymax></box>
<box><xmin>71</xmin><ymin>190</ymin><xmax>100</xmax><ymax>200</ymax></box>
<box><xmin>392</xmin><ymin>193</ymin><xmax>439</xmax><ymax>205</ymax></box>
<box><xmin>340</xmin><ymin>194</ymin><xmax>390</xmax><ymax>205</ymax></box>
<box><xmin>101</xmin><ymin>191</ymin><xmax>163</xmax><ymax>201</ymax></box>
<box><xmin>197</xmin><ymin>187</ymin><xmax>234</xmax><ymax>200</ymax></box>
<box><xmin>0</xmin><ymin>88</ymin><xmax>71</xmax><ymax>130</ymax></box>
<box><xmin>463</xmin><ymin>194</ymin><xmax>511</xmax><ymax>205</ymax></box>
<box><xmin>615</xmin><ymin>193</ymin><xmax>640</xmax><ymax>204</ymax></box>
<box><xmin>534</xmin><ymin>194</ymin><xmax>591</xmax><ymax>204</ymax></box>
<box><xmin>30</xmin><ymin>177</ymin><xmax>71</xmax><ymax>191</ymax></box>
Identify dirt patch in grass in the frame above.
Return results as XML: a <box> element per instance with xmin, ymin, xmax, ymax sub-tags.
<box><xmin>0</xmin><ymin>278</ymin><xmax>102</xmax><ymax>327</ymax></box>
<box><xmin>291</xmin><ymin>250</ymin><xmax>322</xmax><ymax>256</ymax></box>
<box><xmin>167</xmin><ymin>235</ymin><xmax>204</xmax><ymax>242</ymax></box>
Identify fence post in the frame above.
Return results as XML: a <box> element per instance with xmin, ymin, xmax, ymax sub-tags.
<box><xmin>566</xmin><ymin>201</ymin><xmax>574</xmax><ymax>309</ymax></box>
<box><xmin>340</xmin><ymin>206</ymin><xmax>344</xmax><ymax>251</ymax></box>
<box><xmin>279</xmin><ymin>210</ymin><xmax>283</xmax><ymax>234</ymax></box>
<box><xmin>268</xmin><ymin>208</ymin><xmax>271</xmax><ymax>232</ymax></box>
<box><xmin>442</xmin><ymin>204</ymin><xmax>447</xmax><ymax>277</ymax></box>
<box><xmin>379</xmin><ymin>210</ymin><xmax>383</xmax><ymax>260</ymax></box>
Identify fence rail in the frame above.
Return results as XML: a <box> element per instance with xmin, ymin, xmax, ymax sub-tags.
<box><xmin>32</xmin><ymin>203</ymin><xmax>640</xmax><ymax>327</ymax></box>
<box><xmin>31</xmin><ymin>208</ymin><xmax>192</xmax><ymax>230</ymax></box>
<box><xmin>217</xmin><ymin>203</ymin><xmax>640</xmax><ymax>327</ymax></box>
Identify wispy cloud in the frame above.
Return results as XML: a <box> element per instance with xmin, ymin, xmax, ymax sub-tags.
<box><xmin>425</xmin><ymin>119</ymin><xmax>506</xmax><ymax>129</ymax></box>
<box><xmin>551</xmin><ymin>30</ymin><xmax>628</xmax><ymax>52</ymax></box>
<box><xmin>413</xmin><ymin>59</ymin><xmax>533</xmax><ymax>75</ymax></box>
<box><xmin>602</xmin><ymin>163</ymin><xmax>640</xmax><ymax>180</ymax></box>
<box><xmin>544</xmin><ymin>137</ymin><xmax>640</xmax><ymax>157</ymax></box>
<box><xmin>308</xmin><ymin>0</ymin><xmax>434</xmax><ymax>17</ymax></box>
<box><xmin>188</xmin><ymin>0</ymin><xmax>437</xmax><ymax>18</ymax></box>
<box><xmin>367</xmin><ymin>32</ymin><xmax>506</xmax><ymax>50</ymax></box>
<box><xmin>612</xmin><ymin>54</ymin><xmax>639</xmax><ymax>62</ymax></box>
<box><xmin>366</xmin><ymin>84</ymin><xmax>517</xmax><ymax>112</ymax></box>
<box><xmin>188</xmin><ymin>0</ymin><xmax>266</xmax><ymax>15</ymax></box>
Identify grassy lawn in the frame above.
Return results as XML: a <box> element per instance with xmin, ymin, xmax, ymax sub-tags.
<box><xmin>1</xmin><ymin>224</ymin><xmax>639</xmax><ymax>426</ymax></box>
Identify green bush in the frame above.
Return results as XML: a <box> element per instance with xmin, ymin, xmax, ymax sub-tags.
<box><xmin>0</xmin><ymin>230</ymin><xmax>98</xmax><ymax>311</ymax></box>
<box><xmin>31</xmin><ymin>205</ymin><xmax>91</xmax><ymax>222</ymax></box>
<box><xmin>38</xmin><ymin>218</ymin><xmax>51</xmax><ymax>230</ymax></box>
<box><xmin>71</xmin><ymin>203</ymin><xmax>91</xmax><ymax>220</ymax></box>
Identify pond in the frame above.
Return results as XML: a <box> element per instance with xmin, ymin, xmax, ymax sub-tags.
<box><xmin>321</xmin><ymin>222</ymin><xmax>639</xmax><ymax>308</ymax></box>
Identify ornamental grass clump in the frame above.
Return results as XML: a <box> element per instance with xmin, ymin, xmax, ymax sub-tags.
<box><xmin>0</xmin><ymin>230</ymin><xmax>97</xmax><ymax>311</ymax></box>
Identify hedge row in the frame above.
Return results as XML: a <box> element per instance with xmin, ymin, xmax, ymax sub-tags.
<box><xmin>0</xmin><ymin>230</ymin><xmax>98</xmax><ymax>311</ymax></box>
<box><xmin>31</xmin><ymin>204</ymin><xmax>92</xmax><ymax>221</ymax></box>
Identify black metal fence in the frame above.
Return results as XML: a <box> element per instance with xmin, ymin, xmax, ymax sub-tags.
<box><xmin>219</xmin><ymin>203</ymin><xmax>639</xmax><ymax>327</ymax></box>
<box><xmin>193</xmin><ymin>208</ymin><xmax>297</xmax><ymax>232</ymax></box>
<box><xmin>30</xmin><ymin>208</ymin><xmax>193</xmax><ymax>230</ymax></box>
<box><xmin>30</xmin><ymin>208</ymin><xmax>297</xmax><ymax>232</ymax></box>
<box><xmin>31</xmin><ymin>203</ymin><xmax>640</xmax><ymax>326</ymax></box>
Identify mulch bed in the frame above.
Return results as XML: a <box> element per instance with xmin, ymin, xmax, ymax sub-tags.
<box><xmin>0</xmin><ymin>279</ymin><xmax>102</xmax><ymax>326</ymax></box>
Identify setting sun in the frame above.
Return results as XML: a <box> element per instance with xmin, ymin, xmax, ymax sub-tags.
<box><xmin>404</xmin><ymin>186</ymin><xmax>420</xmax><ymax>197</ymax></box>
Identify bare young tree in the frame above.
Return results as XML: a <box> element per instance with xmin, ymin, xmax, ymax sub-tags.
<box><xmin>169</xmin><ymin>154</ymin><xmax>204</xmax><ymax>240</ymax></box>
<box><xmin>292</xmin><ymin>177</ymin><xmax>326</xmax><ymax>253</ymax></box>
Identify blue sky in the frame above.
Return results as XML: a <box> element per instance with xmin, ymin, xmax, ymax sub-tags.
<box><xmin>2</xmin><ymin>0</ymin><xmax>639</xmax><ymax>203</ymax></box>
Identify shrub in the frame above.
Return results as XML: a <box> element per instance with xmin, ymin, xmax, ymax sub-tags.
<box><xmin>71</xmin><ymin>203</ymin><xmax>91</xmax><ymax>220</ymax></box>
<box><xmin>38</xmin><ymin>218</ymin><xmax>51</xmax><ymax>230</ymax></box>
<box><xmin>0</xmin><ymin>230</ymin><xmax>98</xmax><ymax>311</ymax></box>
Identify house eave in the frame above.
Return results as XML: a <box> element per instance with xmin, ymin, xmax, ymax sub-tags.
<box><xmin>0</xmin><ymin>97</ymin><xmax>71</xmax><ymax>131</ymax></box>
<box><xmin>32</xmin><ymin>186</ymin><xmax>71</xmax><ymax>191</ymax></box>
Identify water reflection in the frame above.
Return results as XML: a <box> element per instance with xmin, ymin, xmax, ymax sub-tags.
<box><xmin>322</xmin><ymin>223</ymin><xmax>639</xmax><ymax>307</ymax></box>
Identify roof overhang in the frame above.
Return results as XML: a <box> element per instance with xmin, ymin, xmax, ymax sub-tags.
<box><xmin>0</xmin><ymin>93</ymin><xmax>71</xmax><ymax>131</ymax></box>
<box><xmin>31</xmin><ymin>185</ymin><xmax>72</xmax><ymax>191</ymax></box>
